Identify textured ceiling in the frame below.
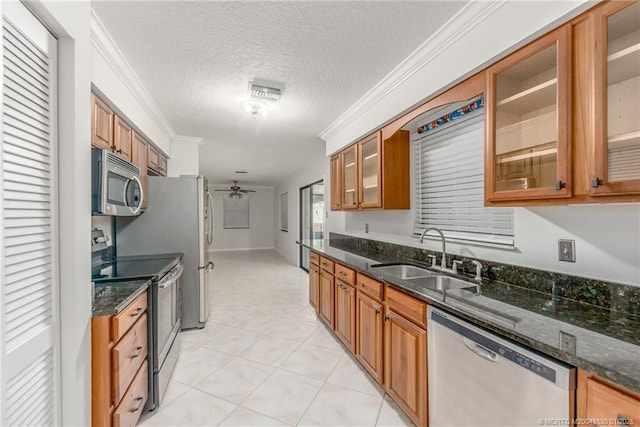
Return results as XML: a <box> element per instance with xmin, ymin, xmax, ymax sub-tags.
<box><xmin>92</xmin><ymin>1</ymin><xmax>466</xmax><ymax>185</ymax></box>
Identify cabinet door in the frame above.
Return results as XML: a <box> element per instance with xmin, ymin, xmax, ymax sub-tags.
<box><xmin>334</xmin><ymin>280</ymin><xmax>355</xmax><ymax>352</ymax></box>
<box><xmin>309</xmin><ymin>263</ymin><xmax>320</xmax><ymax>311</ymax></box>
<box><xmin>358</xmin><ymin>133</ymin><xmax>382</xmax><ymax>209</ymax></box>
<box><xmin>356</xmin><ymin>291</ymin><xmax>383</xmax><ymax>384</ymax></box>
<box><xmin>341</xmin><ymin>145</ymin><xmax>359</xmax><ymax>209</ymax></box>
<box><xmin>591</xmin><ymin>1</ymin><xmax>640</xmax><ymax>195</ymax></box>
<box><xmin>132</xmin><ymin>132</ymin><xmax>148</xmax><ymax>210</ymax></box>
<box><xmin>486</xmin><ymin>27</ymin><xmax>572</xmax><ymax>201</ymax></box>
<box><xmin>384</xmin><ymin>309</ymin><xmax>427</xmax><ymax>427</ymax></box>
<box><xmin>148</xmin><ymin>145</ymin><xmax>160</xmax><ymax>172</ymax></box>
<box><xmin>578</xmin><ymin>370</ymin><xmax>640</xmax><ymax>426</ymax></box>
<box><xmin>318</xmin><ymin>270</ymin><xmax>334</xmax><ymax>329</ymax></box>
<box><xmin>330</xmin><ymin>154</ymin><xmax>342</xmax><ymax>210</ymax></box>
<box><xmin>91</xmin><ymin>94</ymin><xmax>113</xmax><ymax>150</ymax></box>
<box><xmin>159</xmin><ymin>155</ymin><xmax>168</xmax><ymax>176</ymax></box>
<box><xmin>114</xmin><ymin>116</ymin><xmax>133</xmax><ymax>161</ymax></box>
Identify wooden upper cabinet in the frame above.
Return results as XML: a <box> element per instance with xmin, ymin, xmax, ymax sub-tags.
<box><xmin>590</xmin><ymin>1</ymin><xmax>640</xmax><ymax>196</ymax></box>
<box><xmin>330</xmin><ymin>154</ymin><xmax>342</xmax><ymax>210</ymax></box>
<box><xmin>486</xmin><ymin>26</ymin><xmax>572</xmax><ymax>202</ymax></box>
<box><xmin>147</xmin><ymin>145</ymin><xmax>160</xmax><ymax>172</ymax></box>
<box><xmin>341</xmin><ymin>145</ymin><xmax>359</xmax><ymax>210</ymax></box>
<box><xmin>114</xmin><ymin>115</ymin><xmax>133</xmax><ymax>161</ymax></box>
<box><xmin>159</xmin><ymin>155</ymin><xmax>168</xmax><ymax>176</ymax></box>
<box><xmin>91</xmin><ymin>94</ymin><xmax>114</xmax><ymax>151</ymax></box>
<box><xmin>358</xmin><ymin>133</ymin><xmax>382</xmax><ymax>209</ymax></box>
<box><xmin>132</xmin><ymin>131</ymin><xmax>148</xmax><ymax>211</ymax></box>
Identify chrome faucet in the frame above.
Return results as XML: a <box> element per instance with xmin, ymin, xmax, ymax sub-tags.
<box><xmin>419</xmin><ymin>227</ymin><xmax>447</xmax><ymax>271</ymax></box>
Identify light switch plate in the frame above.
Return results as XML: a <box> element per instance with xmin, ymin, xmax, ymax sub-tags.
<box><xmin>558</xmin><ymin>239</ymin><xmax>575</xmax><ymax>262</ymax></box>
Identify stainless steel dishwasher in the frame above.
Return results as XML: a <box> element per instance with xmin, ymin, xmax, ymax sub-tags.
<box><xmin>427</xmin><ymin>307</ymin><xmax>575</xmax><ymax>427</ymax></box>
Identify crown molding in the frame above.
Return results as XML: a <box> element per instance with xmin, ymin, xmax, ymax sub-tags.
<box><xmin>172</xmin><ymin>135</ymin><xmax>204</xmax><ymax>145</ymax></box>
<box><xmin>319</xmin><ymin>0</ymin><xmax>506</xmax><ymax>142</ymax></box>
<box><xmin>90</xmin><ymin>9</ymin><xmax>176</xmax><ymax>142</ymax></box>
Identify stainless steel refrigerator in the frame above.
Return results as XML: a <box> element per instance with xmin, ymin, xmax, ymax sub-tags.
<box><xmin>116</xmin><ymin>175</ymin><xmax>214</xmax><ymax>329</ymax></box>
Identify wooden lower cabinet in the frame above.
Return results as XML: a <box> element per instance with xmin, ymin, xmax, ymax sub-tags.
<box><xmin>384</xmin><ymin>308</ymin><xmax>427</xmax><ymax>427</ymax></box>
<box><xmin>309</xmin><ymin>262</ymin><xmax>320</xmax><ymax>311</ymax></box>
<box><xmin>577</xmin><ymin>369</ymin><xmax>640</xmax><ymax>426</ymax></box>
<box><xmin>318</xmin><ymin>269</ymin><xmax>335</xmax><ymax>328</ymax></box>
<box><xmin>92</xmin><ymin>291</ymin><xmax>148</xmax><ymax>427</ymax></box>
<box><xmin>355</xmin><ymin>290</ymin><xmax>384</xmax><ymax>384</ymax></box>
<box><xmin>334</xmin><ymin>279</ymin><xmax>356</xmax><ymax>352</ymax></box>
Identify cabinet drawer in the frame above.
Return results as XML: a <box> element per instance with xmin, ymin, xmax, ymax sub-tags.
<box><xmin>357</xmin><ymin>274</ymin><xmax>384</xmax><ymax>302</ymax></box>
<box><xmin>112</xmin><ymin>313</ymin><xmax>148</xmax><ymax>404</ymax></box>
<box><xmin>309</xmin><ymin>251</ymin><xmax>320</xmax><ymax>266</ymax></box>
<box><xmin>585</xmin><ymin>377</ymin><xmax>640</xmax><ymax>424</ymax></box>
<box><xmin>385</xmin><ymin>286</ymin><xmax>427</xmax><ymax>329</ymax></box>
<box><xmin>335</xmin><ymin>263</ymin><xmax>355</xmax><ymax>285</ymax></box>
<box><xmin>320</xmin><ymin>256</ymin><xmax>334</xmax><ymax>274</ymax></box>
<box><xmin>112</xmin><ymin>291</ymin><xmax>147</xmax><ymax>342</ymax></box>
<box><xmin>112</xmin><ymin>360</ymin><xmax>148</xmax><ymax>427</ymax></box>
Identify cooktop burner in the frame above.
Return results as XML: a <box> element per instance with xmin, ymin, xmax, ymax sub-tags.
<box><xmin>92</xmin><ymin>254</ymin><xmax>182</xmax><ymax>282</ymax></box>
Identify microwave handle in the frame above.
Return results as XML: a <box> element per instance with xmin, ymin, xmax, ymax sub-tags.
<box><xmin>124</xmin><ymin>176</ymin><xmax>144</xmax><ymax>214</ymax></box>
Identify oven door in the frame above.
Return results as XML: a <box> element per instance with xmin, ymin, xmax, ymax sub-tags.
<box><xmin>155</xmin><ymin>261</ymin><xmax>183</xmax><ymax>369</ymax></box>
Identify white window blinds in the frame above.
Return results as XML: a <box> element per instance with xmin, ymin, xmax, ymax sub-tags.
<box><xmin>2</xmin><ymin>2</ymin><xmax>59</xmax><ymax>425</ymax></box>
<box><xmin>223</xmin><ymin>195</ymin><xmax>250</xmax><ymax>229</ymax></box>
<box><xmin>413</xmin><ymin>100</ymin><xmax>514</xmax><ymax>246</ymax></box>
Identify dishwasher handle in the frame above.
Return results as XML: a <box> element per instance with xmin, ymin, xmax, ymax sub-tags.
<box><xmin>463</xmin><ymin>337</ymin><xmax>498</xmax><ymax>362</ymax></box>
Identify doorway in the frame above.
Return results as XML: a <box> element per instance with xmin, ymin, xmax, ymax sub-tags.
<box><xmin>299</xmin><ymin>180</ymin><xmax>324</xmax><ymax>271</ymax></box>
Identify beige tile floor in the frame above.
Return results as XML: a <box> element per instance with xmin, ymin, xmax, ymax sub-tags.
<box><xmin>140</xmin><ymin>249</ymin><xmax>414</xmax><ymax>427</ymax></box>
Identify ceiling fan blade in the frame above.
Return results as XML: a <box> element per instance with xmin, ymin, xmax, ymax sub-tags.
<box><xmin>214</xmin><ymin>189</ymin><xmax>231</xmax><ymax>191</ymax></box>
<box><xmin>238</xmin><ymin>189</ymin><xmax>256</xmax><ymax>193</ymax></box>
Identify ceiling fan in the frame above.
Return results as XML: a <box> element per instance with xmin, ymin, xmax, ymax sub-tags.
<box><xmin>214</xmin><ymin>181</ymin><xmax>256</xmax><ymax>198</ymax></box>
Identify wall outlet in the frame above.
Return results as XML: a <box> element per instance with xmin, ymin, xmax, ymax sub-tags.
<box><xmin>559</xmin><ymin>331</ymin><xmax>577</xmax><ymax>355</ymax></box>
<box><xmin>558</xmin><ymin>239</ymin><xmax>575</xmax><ymax>262</ymax></box>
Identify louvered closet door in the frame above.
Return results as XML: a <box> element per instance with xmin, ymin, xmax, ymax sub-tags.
<box><xmin>1</xmin><ymin>2</ymin><xmax>60</xmax><ymax>425</ymax></box>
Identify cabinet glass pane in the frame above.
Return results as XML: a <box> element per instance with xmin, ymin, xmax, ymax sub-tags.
<box><xmin>361</xmin><ymin>138</ymin><xmax>379</xmax><ymax>204</ymax></box>
<box><xmin>607</xmin><ymin>2</ymin><xmax>640</xmax><ymax>182</ymax></box>
<box><xmin>495</xmin><ymin>44</ymin><xmax>558</xmax><ymax>191</ymax></box>
<box><xmin>343</xmin><ymin>149</ymin><xmax>357</xmax><ymax>207</ymax></box>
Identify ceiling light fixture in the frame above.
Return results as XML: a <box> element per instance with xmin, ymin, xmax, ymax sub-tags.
<box><xmin>249</xmin><ymin>82</ymin><xmax>282</xmax><ymax>101</ymax></box>
<box><xmin>241</xmin><ymin>100</ymin><xmax>268</xmax><ymax>117</ymax></box>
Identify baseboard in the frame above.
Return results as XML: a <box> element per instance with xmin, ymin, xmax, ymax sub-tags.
<box><xmin>207</xmin><ymin>247</ymin><xmax>275</xmax><ymax>253</ymax></box>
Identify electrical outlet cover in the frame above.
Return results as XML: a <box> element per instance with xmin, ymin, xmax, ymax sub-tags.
<box><xmin>558</xmin><ymin>239</ymin><xmax>576</xmax><ymax>262</ymax></box>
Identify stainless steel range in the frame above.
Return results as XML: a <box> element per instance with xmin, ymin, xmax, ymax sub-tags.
<box><xmin>91</xmin><ymin>229</ymin><xmax>183</xmax><ymax>412</ymax></box>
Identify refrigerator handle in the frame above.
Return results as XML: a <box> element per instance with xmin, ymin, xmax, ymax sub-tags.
<box><xmin>199</xmin><ymin>261</ymin><xmax>214</xmax><ymax>272</ymax></box>
<box><xmin>206</xmin><ymin>191</ymin><xmax>214</xmax><ymax>245</ymax></box>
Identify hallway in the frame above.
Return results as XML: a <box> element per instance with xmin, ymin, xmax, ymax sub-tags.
<box><xmin>140</xmin><ymin>250</ymin><xmax>414</xmax><ymax>426</ymax></box>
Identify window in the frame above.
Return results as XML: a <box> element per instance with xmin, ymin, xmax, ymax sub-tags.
<box><xmin>223</xmin><ymin>196</ymin><xmax>250</xmax><ymax>229</ymax></box>
<box><xmin>413</xmin><ymin>97</ymin><xmax>514</xmax><ymax>246</ymax></box>
<box><xmin>280</xmin><ymin>192</ymin><xmax>288</xmax><ymax>232</ymax></box>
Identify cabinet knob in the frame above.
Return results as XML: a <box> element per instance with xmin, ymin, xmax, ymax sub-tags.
<box><xmin>591</xmin><ymin>176</ymin><xmax>603</xmax><ymax>188</ymax></box>
<box><xmin>130</xmin><ymin>346</ymin><xmax>143</xmax><ymax>359</ymax></box>
<box><xmin>129</xmin><ymin>396</ymin><xmax>144</xmax><ymax>413</ymax></box>
<box><xmin>384</xmin><ymin>314</ymin><xmax>389</xmax><ymax>322</ymax></box>
<box><xmin>555</xmin><ymin>180</ymin><xmax>566</xmax><ymax>190</ymax></box>
<box><xmin>374</xmin><ymin>308</ymin><xmax>380</xmax><ymax>315</ymax></box>
<box><xmin>117</xmin><ymin>149</ymin><xmax>123</xmax><ymax>154</ymax></box>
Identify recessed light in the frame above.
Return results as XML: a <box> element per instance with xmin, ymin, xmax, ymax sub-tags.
<box><xmin>241</xmin><ymin>100</ymin><xmax>268</xmax><ymax>117</ymax></box>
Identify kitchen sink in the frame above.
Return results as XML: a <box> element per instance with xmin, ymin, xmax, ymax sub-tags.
<box><xmin>406</xmin><ymin>275</ymin><xmax>477</xmax><ymax>292</ymax></box>
<box><xmin>370</xmin><ymin>264</ymin><xmax>435</xmax><ymax>279</ymax></box>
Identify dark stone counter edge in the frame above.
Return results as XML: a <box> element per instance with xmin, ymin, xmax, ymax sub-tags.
<box><xmin>300</xmin><ymin>241</ymin><xmax>640</xmax><ymax>394</ymax></box>
<box><xmin>92</xmin><ymin>279</ymin><xmax>151</xmax><ymax>317</ymax></box>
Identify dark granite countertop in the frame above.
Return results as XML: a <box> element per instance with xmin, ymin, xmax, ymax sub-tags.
<box><xmin>300</xmin><ymin>239</ymin><xmax>640</xmax><ymax>393</ymax></box>
<box><xmin>92</xmin><ymin>278</ymin><xmax>150</xmax><ymax>317</ymax></box>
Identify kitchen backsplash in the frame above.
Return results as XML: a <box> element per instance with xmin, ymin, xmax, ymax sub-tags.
<box><xmin>328</xmin><ymin>232</ymin><xmax>640</xmax><ymax>316</ymax></box>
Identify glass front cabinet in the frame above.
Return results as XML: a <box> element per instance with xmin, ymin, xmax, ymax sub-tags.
<box><xmin>358</xmin><ymin>133</ymin><xmax>382</xmax><ymax>209</ymax></box>
<box><xmin>591</xmin><ymin>1</ymin><xmax>640</xmax><ymax>195</ymax></box>
<box><xmin>485</xmin><ymin>27</ymin><xmax>572</xmax><ymax>202</ymax></box>
<box><xmin>341</xmin><ymin>145</ymin><xmax>359</xmax><ymax>210</ymax></box>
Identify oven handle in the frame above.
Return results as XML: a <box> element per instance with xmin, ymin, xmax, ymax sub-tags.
<box><xmin>158</xmin><ymin>263</ymin><xmax>184</xmax><ymax>289</ymax></box>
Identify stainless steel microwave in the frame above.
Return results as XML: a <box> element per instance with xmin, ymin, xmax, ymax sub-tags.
<box><xmin>91</xmin><ymin>148</ymin><xmax>144</xmax><ymax>216</ymax></box>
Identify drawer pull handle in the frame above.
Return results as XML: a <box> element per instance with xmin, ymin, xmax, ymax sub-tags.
<box><xmin>339</xmin><ymin>271</ymin><xmax>347</xmax><ymax>276</ymax></box>
<box><xmin>375</xmin><ymin>308</ymin><xmax>380</xmax><ymax>315</ymax></box>
<box><xmin>129</xmin><ymin>396</ymin><xmax>144</xmax><ymax>413</ymax></box>
<box><xmin>384</xmin><ymin>314</ymin><xmax>389</xmax><ymax>322</ymax></box>
<box><xmin>131</xmin><ymin>346</ymin><xmax>143</xmax><ymax>359</ymax></box>
<box><xmin>131</xmin><ymin>307</ymin><xmax>143</xmax><ymax>317</ymax></box>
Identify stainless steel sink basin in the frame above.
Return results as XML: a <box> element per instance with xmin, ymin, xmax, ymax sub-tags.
<box><xmin>370</xmin><ymin>264</ymin><xmax>435</xmax><ymax>279</ymax></box>
<box><xmin>406</xmin><ymin>275</ymin><xmax>477</xmax><ymax>292</ymax></box>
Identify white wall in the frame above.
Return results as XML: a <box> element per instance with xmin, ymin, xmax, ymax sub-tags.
<box><xmin>90</xmin><ymin>10</ymin><xmax>174</xmax><ymax>155</ymax></box>
<box><xmin>22</xmin><ymin>1</ymin><xmax>92</xmax><ymax>425</ymax></box>
<box><xmin>273</xmin><ymin>146</ymin><xmax>327</xmax><ymax>265</ymax></box>
<box><xmin>168</xmin><ymin>137</ymin><xmax>201</xmax><ymax>177</ymax></box>
<box><xmin>209</xmin><ymin>185</ymin><xmax>275</xmax><ymax>251</ymax></box>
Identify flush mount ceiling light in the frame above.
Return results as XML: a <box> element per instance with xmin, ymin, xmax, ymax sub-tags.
<box><xmin>241</xmin><ymin>100</ymin><xmax>268</xmax><ymax>117</ymax></box>
<box><xmin>248</xmin><ymin>82</ymin><xmax>282</xmax><ymax>101</ymax></box>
